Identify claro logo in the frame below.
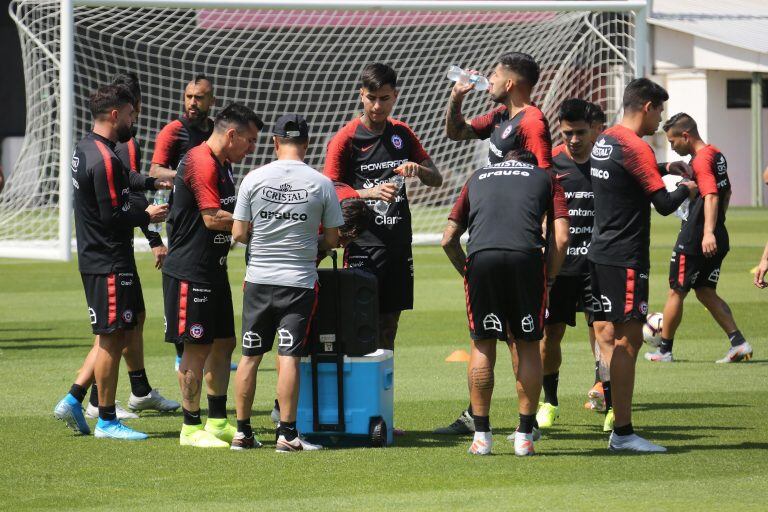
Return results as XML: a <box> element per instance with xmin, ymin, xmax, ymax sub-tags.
<box><xmin>591</xmin><ymin>138</ymin><xmax>613</xmax><ymax>161</ymax></box>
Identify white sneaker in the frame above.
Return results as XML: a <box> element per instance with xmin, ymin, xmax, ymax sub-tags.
<box><xmin>644</xmin><ymin>349</ymin><xmax>673</xmax><ymax>362</ymax></box>
<box><xmin>513</xmin><ymin>431</ymin><xmax>535</xmax><ymax>456</ymax></box>
<box><xmin>468</xmin><ymin>431</ymin><xmax>493</xmax><ymax>455</ymax></box>
<box><xmin>275</xmin><ymin>434</ymin><xmax>323</xmax><ymax>452</ymax></box>
<box><xmin>609</xmin><ymin>432</ymin><xmax>667</xmax><ymax>453</ymax></box>
<box><xmin>85</xmin><ymin>402</ymin><xmax>139</xmax><ymax>420</ymax></box>
<box><xmin>716</xmin><ymin>342</ymin><xmax>753</xmax><ymax>363</ymax></box>
<box><xmin>128</xmin><ymin>389</ymin><xmax>180</xmax><ymax>412</ymax></box>
<box><xmin>507</xmin><ymin>426</ymin><xmax>541</xmax><ymax>442</ymax></box>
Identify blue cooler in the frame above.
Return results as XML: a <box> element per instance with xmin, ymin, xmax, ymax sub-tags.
<box><xmin>297</xmin><ymin>349</ymin><xmax>394</xmax><ymax>446</ymax></box>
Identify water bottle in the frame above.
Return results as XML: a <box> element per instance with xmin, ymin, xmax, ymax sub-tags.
<box><xmin>149</xmin><ymin>189</ymin><xmax>169</xmax><ymax>234</ymax></box>
<box><xmin>446</xmin><ymin>65</ymin><xmax>489</xmax><ymax>91</ymax></box>
<box><xmin>373</xmin><ymin>174</ymin><xmax>405</xmax><ymax>215</ymax></box>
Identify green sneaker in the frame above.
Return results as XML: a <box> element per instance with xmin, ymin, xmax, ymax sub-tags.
<box><xmin>180</xmin><ymin>424</ymin><xmax>229</xmax><ymax>448</ymax></box>
<box><xmin>205</xmin><ymin>418</ymin><xmax>236</xmax><ymax>444</ymax></box>
<box><xmin>535</xmin><ymin>402</ymin><xmax>559</xmax><ymax>428</ymax></box>
<box><xmin>603</xmin><ymin>408</ymin><xmax>615</xmax><ymax>432</ymax></box>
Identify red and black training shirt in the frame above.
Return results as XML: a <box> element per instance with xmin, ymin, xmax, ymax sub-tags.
<box><xmin>162</xmin><ymin>143</ymin><xmax>236</xmax><ymax>284</ymax></box>
<box><xmin>151</xmin><ymin>115</ymin><xmax>214</xmax><ymax>170</ymax></box>
<box><xmin>588</xmin><ymin>125</ymin><xmax>666</xmax><ymax>270</ymax></box>
<box><xmin>470</xmin><ymin>104</ymin><xmax>552</xmax><ymax>168</ymax></box>
<box><xmin>323</xmin><ymin>117</ymin><xmax>430</xmax><ymax>246</ymax></box>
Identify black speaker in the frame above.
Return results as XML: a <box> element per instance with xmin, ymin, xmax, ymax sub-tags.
<box><xmin>314</xmin><ymin>267</ymin><xmax>379</xmax><ymax>357</ymax></box>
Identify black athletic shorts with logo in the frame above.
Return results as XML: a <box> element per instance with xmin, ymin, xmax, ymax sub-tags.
<box><xmin>240</xmin><ymin>282</ymin><xmax>318</xmax><ymax>357</ymax></box>
<box><xmin>162</xmin><ymin>275</ymin><xmax>235</xmax><ymax>345</ymax></box>
<box><xmin>546</xmin><ymin>273</ymin><xmax>593</xmax><ymax>327</ymax></box>
<box><xmin>344</xmin><ymin>243</ymin><xmax>413</xmax><ymax>314</ymax></box>
<box><xmin>81</xmin><ymin>272</ymin><xmax>140</xmax><ymax>335</ymax></box>
<box><xmin>669</xmin><ymin>251</ymin><xmax>726</xmax><ymax>292</ymax></box>
<box><xmin>589</xmin><ymin>262</ymin><xmax>649</xmax><ymax>323</ymax></box>
<box><xmin>464</xmin><ymin>249</ymin><xmax>546</xmax><ymax>342</ymax></box>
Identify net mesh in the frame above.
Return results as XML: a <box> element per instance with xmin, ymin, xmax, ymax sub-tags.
<box><xmin>6</xmin><ymin>0</ymin><xmax>636</xmax><ymax>257</ymax></box>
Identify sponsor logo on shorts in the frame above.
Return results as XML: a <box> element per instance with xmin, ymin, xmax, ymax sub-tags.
<box><xmin>690</xmin><ymin>270</ymin><xmax>700</xmax><ymax>283</ymax></box>
<box><xmin>261</xmin><ymin>184</ymin><xmax>309</xmax><ymax>204</ymax></box>
<box><xmin>482</xmin><ymin>313</ymin><xmax>503</xmax><ymax>332</ymax></box>
<box><xmin>592</xmin><ymin>295</ymin><xmax>613</xmax><ymax>313</ymax></box>
<box><xmin>193</xmin><ymin>296</ymin><xmax>208</xmax><ymax>303</ymax></box>
<box><xmin>501</xmin><ymin>125</ymin><xmax>513</xmax><ymax>139</ymax></box>
<box><xmin>708</xmin><ymin>268</ymin><xmax>720</xmax><ymax>283</ymax></box>
<box><xmin>391</xmin><ymin>134</ymin><xmax>403</xmax><ymax>149</ymax></box>
<box><xmin>591</xmin><ymin>138</ymin><xmax>613</xmax><ymax>160</ymax></box>
<box><xmin>213</xmin><ymin>233</ymin><xmax>232</xmax><ymax>244</ymax></box>
<box><xmin>639</xmin><ymin>301</ymin><xmax>648</xmax><ymax>315</ymax></box>
<box><xmin>189</xmin><ymin>324</ymin><xmax>204</xmax><ymax>339</ymax></box>
<box><xmin>192</xmin><ymin>287</ymin><xmax>211</xmax><ymax>293</ymax></box>
<box><xmin>122</xmin><ymin>309</ymin><xmax>134</xmax><ymax>323</ymax></box>
<box><xmin>219</xmin><ymin>256</ymin><xmax>227</xmax><ymax>266</ymax></box>
<box><xmin>122</xmin><ymin>202</ymin><xmax>131</xmax><ymax>212</ymax></box>
<box><xmin>242</xmin><ymin>331</ymin><xmax>262</xmax><ymax>349</ymax></box>
<box><xmin>277</xmin><ymin>328</ymin><xmax>294</xmax><ymax>347</ymax></box>
<box><xmin>88</xmin><ymin>307</ymin><xmax>97</xmax><ymax>325</ymax></box>
<box><xmin>521</xmin><ymin>314</ymin><xmax>535</xmax><ymax>333</ymax></box>
<box><xmin>639</xmin><ymin>273</ymin><xmax>649</xmax><ymax>280</ymax></box>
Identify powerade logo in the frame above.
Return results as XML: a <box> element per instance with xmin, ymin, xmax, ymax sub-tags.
<box><xmin>591</xmin><ymin>138</ymin><xmax>613</xmax><ymax>160</ymax></box>
<box><xmin>261</xmin><ymin>184</ymin><xmax>309</xmax><ymax>204</ymax></box>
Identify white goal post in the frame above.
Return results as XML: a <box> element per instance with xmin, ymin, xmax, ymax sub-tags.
<box><xmin>5</xmin><ymin>0</ymin><xmax>647</xmax><ymax>260</ymax></box>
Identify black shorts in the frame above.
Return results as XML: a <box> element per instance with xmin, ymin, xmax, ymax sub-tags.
<box><xmin>669</xmin><ymin>251</ymin><xmax>726</xmax><ymax>292</ymax></box>
<box><xmin>464</xmin><ymin>249</ymin><xmax>546</xmax><ymax>342</ymax></box>
<box><xmin>546</xmin><ymin>273</ymin><xmax>593</xmax><ymax>327</ymax></box>
<box><xmin>240</xmin><ymin>282</ymin><xmax>318</xmax><ymax>357</ymax></box>
<box><xmin>589</xmin><ymin>262</ymin><xmax>649</xmax><ymax>324</ymax></box>
<box><xmin>344</xmin><ymin>243</ymin><xmax>413</xmax><ymax>314</ymax></box>
<box><xmin>162</xmin><ymin>275</ymin><xmax>235</xmax><ymax>345</ymax></box>
<box><xmin>81</xmin><ymin>272</ymin><xmax>140</xmax><ymax>335</ymax></box>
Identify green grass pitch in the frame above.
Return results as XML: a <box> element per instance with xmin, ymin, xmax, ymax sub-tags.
<box><xmin>1</xmin><ymin>208</ymin><xmax>767</xmax><ymax>511</ymax></box>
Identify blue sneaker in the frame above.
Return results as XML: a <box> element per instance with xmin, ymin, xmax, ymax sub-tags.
<box><xmin>54</xmin><ymin>394</ymin><xmax>90</xmax><ymax>435</ymax></box>
<box><xmin>175</xmin><ymin>355</ymin><xmax>181</xmax><ymax>372</ymax></box>
<box><xmin>94</xmin><ymin>419</ymin><xmax>148</xmax><ymax>441</ymax></box>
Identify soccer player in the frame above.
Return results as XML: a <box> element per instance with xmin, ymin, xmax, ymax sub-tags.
<box><xmin>536</xmin><ymin>99</ymin><xmax>599</xmax><ymax>429</ymax></box>
<box><xmin>324</xmin><ymin>63</ymin><xmax>443</xmax><ymax>352</ymax></box>
<box><xmin>53</xmin><ymin>84</ymin><xmax>168</xmax><ymax>439</ymax></box>
<box><xmin>231</xmin><ymin>114</ymin><xmax>344</xmax><ymax>451</ymax></box>
<box><xmin>644</xmin><ymin>113</ymin><xmax>752</xmax><ymax>364</ymax></box>
<box><xmin>441</xmin><ymin>149</ymin><xmax>569</xmax><ymax>456</ymax></box>
<box><xmin>589</xmin><ymin>78</ymin><xmax>697</xmax><ymax>452</ymax></box>
<box><xmin>162</xmin><ymin>103</ymin><xmax>262</xmax><ymax>448</ymax></box>
<box><xmin>445</xmin><ymin>51</ymin><xmax>551</xmax><ymax>168</ymax></box>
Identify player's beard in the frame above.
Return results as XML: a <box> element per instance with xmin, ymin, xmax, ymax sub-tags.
<box><xmin>116</xmin><ymin>123</ymin><xmax>133</xmax><ymax>143</ymax></box>
<box><xmin>130</xmin><ymin>124</ymin><xmax>139</xmax><ymax>138</ymax></box>
<box><xmin>187</xmin><ymin>108</ymin><xmax>209</xmax><ymax>127</ymax></box>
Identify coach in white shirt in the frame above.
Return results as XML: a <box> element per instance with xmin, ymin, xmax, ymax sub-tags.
<box><xmin>230</xmin><ymin>114</ymin><xmax>344</xmax><ymax>452</ymax></box>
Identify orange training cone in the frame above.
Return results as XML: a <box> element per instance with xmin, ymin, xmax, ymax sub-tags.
<box><xmin>445</xmin><ymin>349</ymin><xmax>471</xmax><ymax>362</ymax></box>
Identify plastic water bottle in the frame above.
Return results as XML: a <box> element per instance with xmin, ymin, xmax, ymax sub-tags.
<box><xmin>446</xmin><ymin>65</ymin><xmax>489</xmax><ymax>91</ymax></box>
<box><xmin>373</xmin><ymin>174</ymin><xmax>405</xmax><ymax>215</ymax></box>
<box><xmin>149</xmin><ymin>189</ymin><xmax>169</xmax><ymax>234</ymax></box>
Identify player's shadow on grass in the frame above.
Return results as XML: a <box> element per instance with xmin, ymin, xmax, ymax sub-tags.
<box><xmin>633</xmin><ymin>402</ymin><xmax>745</xmax><ymax>411</ymax></box>
<box><xmin>0</xmin><ymin>335</ymin><xmax>88</xmax><ymax>343</ymax></box>
<box><xmin>664</xmin><ymin>442</ymin><xmax>768</xmax><ymax>454</ymax></box>
<box><xmin>0</xmin><ymin>342</ymin><xmax>91</xmax><ymax>350</ymax></box>
<box><xmin>0</xmin><ymin>327</ymin><xmax>53</xmax><ymax>332</ymax></box>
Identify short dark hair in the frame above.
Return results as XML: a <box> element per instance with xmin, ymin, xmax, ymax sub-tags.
<box><xmin>622</xmin><ymin>78</ymin><xmax>668</xmax><ymax>112</ymax></box>
<box><xmin>498</xmin><ymin>52</ymin><xmax>540</xmax><ymax>87</ymax></box>
<box><xmin>503</xmin><ymin>148</ymin><xmax>537</xmax><ymax>165</ymax></box>
<box><xmin>274</xmin><ymin>134</ymin><xmax>308</xmax><ymax>146</ymax></box>
<box><xmin>214</xmin><ymin>103</ymin><xmax>264</xmax><ymax>132</ymax></box>
<box><xmin>360</xmin><ymin>63</ymin><xmax>397</xmax><ymax>91</ymax></box>
<box><xmin>191</xmin><ymin>73</ymin><xmax>212</xmax><ymax>86</ymax></box>
<box><xmin>89</xmin><ymin>84</ymin><xmax>134</xmax><ymax>118</ymax></box>
<box><xmin>339</xmin><ymin>198</ymin><xmax>370</xmax><ymax>240</ymax></box>
<box><xmin>663</xmin><ymin>112</ymin><xmax>699</xmax><ymax>137</ymax></box>
<box><xmin>112</xmin><ymin>72</ymin><xmax>141</xmax><ymax>105</ymax></box>
<box><xmin>558</xmin><ymin>98</ymin><xmax>591</xmax><ymax>124</ymax></box>
<box><xmin>588</xmin><ymin>102</ymin><xmax>606</xmax><ymax>125</ymax></box>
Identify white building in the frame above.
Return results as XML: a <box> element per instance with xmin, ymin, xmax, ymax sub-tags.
<box><xmin>649</xmin><ymin>0</ymin><xmax>768</xmax><ymax>205</ymax></box>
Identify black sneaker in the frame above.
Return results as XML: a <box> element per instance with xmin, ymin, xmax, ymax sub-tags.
<box><xmin>433</xmin><ymin>410</ymin><xmax>475</xmax><ymax>435</ymax></box>
<box><xmin>230</xmin><ymin>431</ymin><xmax>262</xmax><ymax>450</ymax></box>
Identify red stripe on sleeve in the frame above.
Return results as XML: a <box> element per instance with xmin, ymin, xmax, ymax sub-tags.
<box><xmin>612</xmin><ymin>126</ymin><xmax>665</xmax><ymax>196</ymax></box>
<box><xmin>691</xmin><ymin>146</ymin><xmax>718</xmax><ymax>197</ymax></box>
<box><xmin>624</xmin><ymin>268</ymin><xmax>636</xmax><ymax>315</ymax></box>
<box><xmin>127</xmin><ymin>138</ymin><xmax>139</xmax><ymax>172</ymax></box>
<box><xmin>323</xmin><ymin>119</ymin><xmax>358</xmax><ymax>183</ymax></box>
<box><xmin>470</xmin><ymin>105</ymin><xmax>505</xmax><ymax>140</ymax></box>
<box><xmin>151</xmin><ymin>119</ymin><xmax>183</xmax><ymax>166</ymax></box>
<box><xmin>94</xmin><ymin>140</ymin><xmax>119</xmax><ymax>207</ymax></box>
<box><xmin>550</xmin><ymin>173</ymin><xmax>569</xmax><ymax>220</ymax></box>
<box><xmin>107</xmin><ymin>274</ymin><xmax>117</xmax><ymax>325</ymax></box>
<box><xmin>178</xmin><ymin>281</ymin><xmax>188</xmax><ymax>336</ymax></box>
<box><xmin>448</xmin><ymin>182</ymin><xmax>470</xmax><ymax>226</ymax></box>
<box><xmin>183</xmin><ymin>145</ymin><xmax>221</xmax><ymax>211</ymax></box>
<box><xmin>552</xmin><ymin>143</ymin><xmax>567</xmax><ymax>158</ymax></box>
<box><xmin>334</xmin><ymin>182</ymin><xmax>359</xmax><ymax>201</ymax></box>
<box><xmin>518</xmin><ymin>107</ymin><xmax>552</xmax><ymax>168</ymax></box>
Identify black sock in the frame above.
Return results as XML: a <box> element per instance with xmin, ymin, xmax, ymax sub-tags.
<box><xmin>207</xmin><ymin>394</ymin><xmax>227</xmax><ymax>419</ymax></box>
<box><xmin>98</xmin><ymin>404</ymin><xmax>117</xmax><ymax>422</ymax></box>
<box><xmin>89</xmin><ymin>383</ymin><xmax>99</xmax><ymax>408</ymax></box>
<box><xmin>543</xmin><ymin>372</ymin><xmax>559</xmax><ymax>406</ymax></box>
<box><xmin>472</xmin><ymin>414</ymin><xmax>490</xmax><ymax>433</ymax></box>
<box><xmin>274</xmin><ymin>399</ymin><xmax>280</xmax><ymax>411</ymax></box>
<box><xmin>613</xmin><ymin>422</ymin><xmax>634</xmax><ymax>436</ymax></box>
<box><xmin>128</xmin><ymin>369</ymin><xmax>152</xmax><ymax>397</ymax></box>
<box><xmin>182</xmin><ymin>407</ymin><xmax>202</xmax><ymax>426</ymax></box>
<box><xmin>69</xmin><ymin>383</ymin><xmax>87</xmax><ymax>403</ymax></box>
<box><xmin>467</xmin><ymin>403</ymin><xmax>473</xmax><ymax>416</ymax></box>
<box><xmin>519</xmin><ymin>413</ymin><xmax>536</xmax><ymax>434</ymax></box>
<box><xmin>728</xmin><ymin>330</ymin><xmax>746</xmax><ymax>348</ymax></box>
<box><xmin>594</xmin><ymin>360</ymin><xmax>600</xmax><ymax>384</ymax></box>
<box><xmin>659</xmin><ymin>337</ymin><xmax>674</xmax><ymax>354</ymax></box>
<box><xmin>237</xmin><ymin>418</ymin><xmax>253</xmax><ymax>437</ymax></box>
<box><xmin>175</xmin><ymin>342</ymin><xmax>184</xmax><ymax>358</ymax></box>
<box><xmin>277</xmin><ymin>421</ymin><xmax>298</xmax><ymax>441</ymax></box>
<box><xmin>603</xmin><ymin>380</ymin><xmax>612</xmax><ymax>410</ymax></box>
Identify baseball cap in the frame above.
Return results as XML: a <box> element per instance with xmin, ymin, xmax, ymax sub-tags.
<box><xmin>273</xmin><ymin>114</ymin><xmax>309</xmax><ymax>139</ymax></box>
